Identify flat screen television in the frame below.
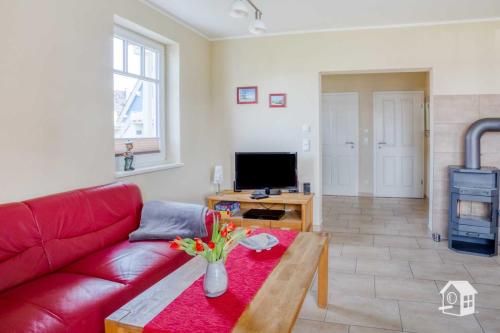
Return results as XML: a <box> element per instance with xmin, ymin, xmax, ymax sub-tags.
<box><xmin>235</xmin><ymin>152</ymin><xmax>298</xmax><ymax>190</ymax></box>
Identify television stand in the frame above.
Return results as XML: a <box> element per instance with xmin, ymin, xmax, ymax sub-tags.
<box><xmin>207</xmin><ymin>190</ymin><xmax>314</xmax><ymax>231</ymax></box>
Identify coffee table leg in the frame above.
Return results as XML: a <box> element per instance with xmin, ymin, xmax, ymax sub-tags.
<box><xmin>317</xmin><ymin>239</ymin><xmax>328</xmax><ymax>308</ymax></box>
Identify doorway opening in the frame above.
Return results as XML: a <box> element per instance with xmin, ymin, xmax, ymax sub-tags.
<box><xmin>321</xmin><ymin>71</ymin><xmax>430</xmax><ymax>198</ymax></box>
<box><xmin>320</xmin><ymin>70</ymin><xmax>431</xmax><ymax>236</ymax></box>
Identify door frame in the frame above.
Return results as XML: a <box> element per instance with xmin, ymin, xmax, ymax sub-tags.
<box><xmin>321</xmin><ymin>92</ymin><xmax>360</xmax><ymax>196</ymax></box>
<box><xmin>372</xmin><ymin>91</ymin><xmax>425</xmax><ymax>198</ymax></box>
<box><xmin>318</xmin><ymin>68</ymin><xmax>434</xmax><ymax>233</ymax></box>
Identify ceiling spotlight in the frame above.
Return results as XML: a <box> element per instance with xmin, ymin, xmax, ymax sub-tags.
<box><xmin>249</xmin><ymin>12</ymin><xmax>267</xmax><ymax>34</ymax></box>
<box><xmin>229</xmin><ymin>0</ymin><xmax>267</xmax><ymax>35</ymax></box>
<box><xmin>229</xmin><ymin>0</ymin><xmax>249</xmax><ymax>18</ymax></box>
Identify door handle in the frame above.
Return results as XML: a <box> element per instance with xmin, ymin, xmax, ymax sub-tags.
<box><xmin>378</xmin><ymin>142</ymin><xmax>387</xmax><ymax>145</ymax></box>
<box><xmin>345</xmin><ymin>141</ymin><xmax>355</xmax><ymax>149</ymax></box>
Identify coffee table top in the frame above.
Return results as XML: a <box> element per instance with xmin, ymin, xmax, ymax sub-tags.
<box><xmin>105</xmin><ymin>232</ymin><xmax>328</xmax><ymax>333</ymax></box>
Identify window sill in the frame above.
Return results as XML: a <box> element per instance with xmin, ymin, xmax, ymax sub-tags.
<box><xmin>115</xmin><ymin>162</ymin><xmax>184</xmax><ymax>178</ymax></box>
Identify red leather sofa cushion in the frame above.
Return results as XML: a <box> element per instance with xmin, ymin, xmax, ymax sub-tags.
<box><xmin>24</xmin><ymin>183</ymin><xmax>142</xmax><ymax>272</ymax></box>
<box><xmin>1</xmin><ymin>273</ymin><xmax>127</xmax><ymax>333</ymax></box>
<box><xmin>63</xmin><ymin>239</ymin><xmax>191</xmax><ymax>286</ymax></box>
<box><xmin>0</xmin><ymin>203</ymin><xmax>51</xmax><ymax>292</ymax></box>
<box><xmin>0</xmin><ymin>298</ymin><xmax>67</xmax><ymax>333</ymax></box>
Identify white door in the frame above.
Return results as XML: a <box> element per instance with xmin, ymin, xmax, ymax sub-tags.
<box><xmin>373</xmin><ymin>91</ymin><xmax>424</xmax><ymax>198</ymax></box>
<box><xmin>322</xmin><ymin>93</ymin><xmax>359</xmax><ymax>196</ymax></box>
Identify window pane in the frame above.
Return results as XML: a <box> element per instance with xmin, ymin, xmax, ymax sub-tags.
<box><xmin>127</xmin><ymin>43</ymin><xmax>142</xmax><ymax>75</ymax></box>
<box><xmin>114</xmin><ymin>73</ymin><xmax>158</xmax><ymax>139</ymax></box>
<box><xmin>145</xmin><ymin>48</ymin><xmax>157</xmax><ymax>79</ymax></box>
<box><xmin>113</xmin><ymin>37</ymin><xmax>124</xmax><ymax>71</ymax></box>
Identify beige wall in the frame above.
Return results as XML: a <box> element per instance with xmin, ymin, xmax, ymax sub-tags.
<box><xmin>0</xmin><ymin>0</ymin><xmax>225</xmax><ymax>204</ymax></box>
<box><xmin>212</xmin><ymin>20</ymin><xmax>500</xmax><ymax>226</ymax></box>
<box><xmin>322</xmin><ymin>72</ymin><xmax>428</xmax><ymax>195</ymax></box>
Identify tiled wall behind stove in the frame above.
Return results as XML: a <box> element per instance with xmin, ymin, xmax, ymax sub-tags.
<box><xmin>433</xmin><ymin>94</ymin><xmax>500</xmax><ymax>237</ymax></box>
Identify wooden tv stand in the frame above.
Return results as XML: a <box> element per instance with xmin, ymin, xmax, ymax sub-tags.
<box><xmin>207</xmin><ymin>191</ymin><xmax>314</xmax><ymax>231</ymax></box>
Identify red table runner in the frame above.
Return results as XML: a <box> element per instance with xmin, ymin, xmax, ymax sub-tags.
<box><xmin>144</xmin><ymin>229</ymin><xmax>298</xmax><ymax>333</ymax></box>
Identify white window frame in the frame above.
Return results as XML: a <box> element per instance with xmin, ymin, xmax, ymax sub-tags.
<box><xmin>113</xmin><ymin>25</ymin><xmax>167</xmax><ymax>170</ymax></box>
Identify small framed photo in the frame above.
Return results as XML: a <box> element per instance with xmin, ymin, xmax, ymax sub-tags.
<box><xmin>237</xmin><ymin>86</ymin><xmax>258</xmax><ymax>104</ymax></box>
<box><xmin>269</xmin><ymin>93</ymin><xmax>287</xmax><ymax>108</ymax></box>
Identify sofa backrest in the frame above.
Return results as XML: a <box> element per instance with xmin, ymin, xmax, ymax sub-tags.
<box><xmin>0</xmin><ymin>203</ymin><xmax>51</xmax><ymax>292</ymax></box>
<box><xmin>25</xmin><ymin>182</ymin><xmax>142</xmax><ymax>272</ymax></box>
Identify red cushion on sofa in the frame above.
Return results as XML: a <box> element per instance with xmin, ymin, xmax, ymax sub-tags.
<box><xmin>0</xmin><ymin>203</ymin><xmax>51</xmax><ymax>292</ymax></box>
<box><xmin>0</xmin><ymin>297</ymin><xmax>68</xmax><ymax>333</ymax></box>
<box><xmin>63</xmin><ymin>239</ymin><xmax>191</xmax><ymax>286</ymax></box>
<box><xmin>1</xmin><ymin>273</ymin><xmax>127</xmax><ymax>333</ymax></box>
<box><xmin>24</xmin><ymin>183</ymin><xmax>142</xmax><ymax>271</ymax></box>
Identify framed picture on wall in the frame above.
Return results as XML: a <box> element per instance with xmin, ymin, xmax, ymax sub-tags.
<box><xmin>237</xmin><ymin>86</ymin><xmax>258</xmax><ymax>104</ymax></box>
<box><xmin>269</xmin><ymin>93</ymin><xmax>287</xmax><ymax>108</ymax></box>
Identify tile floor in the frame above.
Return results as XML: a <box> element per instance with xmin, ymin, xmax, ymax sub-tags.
<box><xmin>293</xmin><ymin>195</ymin><xmax>500</xmax><ymax>333</ymax></box>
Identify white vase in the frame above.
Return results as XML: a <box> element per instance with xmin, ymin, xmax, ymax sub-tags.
<box><xmin>203</xmin><ymin>259</ymin><xmax>228</xmax><ymax>298</ymax></box>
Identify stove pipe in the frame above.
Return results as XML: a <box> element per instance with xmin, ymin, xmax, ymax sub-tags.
<box><xmin>465</xmin><ymin>118</ymin><xmax>500</xmax><ymax>169</ymax></box>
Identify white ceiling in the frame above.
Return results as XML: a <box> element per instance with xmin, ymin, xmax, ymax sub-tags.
<box><xmin>147</xmin><ymin>0</ymin><xmax>500</xmax><ymax>40</ymax></box>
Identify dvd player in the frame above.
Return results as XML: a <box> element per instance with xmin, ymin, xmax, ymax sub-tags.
<box><xmin>243</xmin><ymin>209</ymin><xmax>285</xmax><ymax>220</ymax></box>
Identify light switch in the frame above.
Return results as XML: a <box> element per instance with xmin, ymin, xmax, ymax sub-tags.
<box><xmin>302</xmin><ymin>139</ymin><xmax>311</xmax><ymax>152</ymax></box>
<box><xmin>302</xmin><ymin>124</ymin><xmax>311</xmax><ymax>133</ymax></box>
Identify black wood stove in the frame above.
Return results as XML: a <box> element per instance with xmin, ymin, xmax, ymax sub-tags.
<box><xmin>448</xmin><ymin>118</ymin><xmax>500</xmax><ymax>256</ymax></box>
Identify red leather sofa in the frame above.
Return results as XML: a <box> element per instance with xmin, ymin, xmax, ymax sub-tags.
<box><xmin>0</xmin><ymin>182</ymin><xmax>212</xmax><ymax>333</ymax></box>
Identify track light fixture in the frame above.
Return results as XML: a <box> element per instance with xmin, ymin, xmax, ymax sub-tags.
<box><xmin>229</xmin><ymin>0</ymin><xmax>249</xmax><ymax>18</ymax></box>
<box><xmin>229</xmin><ymin>0</ymin><xmax>267</xmax><ymax>35</ymax></box>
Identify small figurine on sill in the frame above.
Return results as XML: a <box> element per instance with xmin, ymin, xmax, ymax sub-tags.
<box><xmin>123</xmin><ymin>140</ymin><xmax>135</xmax><ymax>171</ymax></box>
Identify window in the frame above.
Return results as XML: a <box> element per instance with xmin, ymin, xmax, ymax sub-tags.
<box><xmin>113</xmin><ymin>26</ymin><xmax>164</xmax><ymax>157</ymax></box>
<box><xmin>112</xmin><ymin>17</ymin><xmax>182</xmax><ymax>176</ymax></box>
<box><xmin>463</xmin><ymin>295</ymin><xmax>473</xmax><ymax>308</ymax></box>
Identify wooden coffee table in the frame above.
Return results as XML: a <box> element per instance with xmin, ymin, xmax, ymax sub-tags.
<box><xmin>105</xmin><ymin>232</ymin><xmax>328</xmax><ymax>333</ymax></box>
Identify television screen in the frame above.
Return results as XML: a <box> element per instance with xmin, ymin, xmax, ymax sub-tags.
<box><xmin>235</xmin><ymin>152</ymin><xmax>297</xmax><ymax>190</ymax></box>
